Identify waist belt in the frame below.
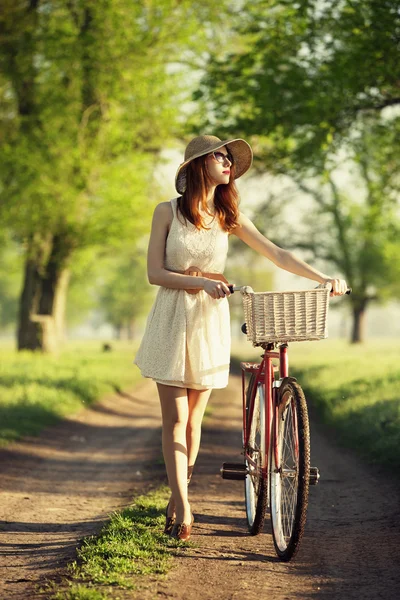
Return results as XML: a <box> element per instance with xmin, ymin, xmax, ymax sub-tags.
<box><xmin>170</xmin><ymin>266</ymin><xmax>229</xmax><ymax>295</ymax></box>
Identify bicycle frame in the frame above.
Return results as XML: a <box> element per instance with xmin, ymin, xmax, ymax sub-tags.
<box><xmin>224</xmin><ymin>284</ymin><xmax>333</xmax><ymax>559</ymax></box>
<box><xmin>241</xmin><ymin>343</ymin><xmax>289</xmax><ymax>479</ymax></box>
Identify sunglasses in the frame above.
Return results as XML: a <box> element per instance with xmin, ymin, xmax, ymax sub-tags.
<box><xmin>211</xmin><ymin>151</ymin><xmax>234</xmax><ymax>165</ymax></box>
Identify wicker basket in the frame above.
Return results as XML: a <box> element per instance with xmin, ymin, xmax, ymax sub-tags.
<box><xmin>241</xmin><ymin>286</ymin><xmax>331</xmax><ymax>344</ymax></box>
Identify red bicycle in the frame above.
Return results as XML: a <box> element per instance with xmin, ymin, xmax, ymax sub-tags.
<box><xmin>221</xmin><ymin>283</ymin><xmax>350</xmax><ymax>561</ymax></box>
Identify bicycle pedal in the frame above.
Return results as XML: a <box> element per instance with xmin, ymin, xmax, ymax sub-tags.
<box><xmin>309</xmin><ymin>467</ymin><xmax>320</xmax><ymax>485</ymax></box>
<box><xmin>220</xmin><ymin>462</ymin><xmax>248</xmax><ymax>480</ymax></box>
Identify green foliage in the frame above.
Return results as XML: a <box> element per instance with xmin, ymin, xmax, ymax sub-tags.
<box><xmin>199</xmin><ymin>0</ymin><xmax>400</xmax><ymax>169</ymax></box>
<box><xmin>0</xmin><ymin>0</ymin><xmax>233</xmax><ymax>247</ymax></box>
<box><xmin>99</xmin><ymin>249</ymin><xmax>154</xmax><ymax>335</ymax></box>
<box><xmin>0</xmin><ymin>0</ymin><xmax>233</xmax><ymax>344</ymax></box>
<box><xmin>196</xmin><ymin>0</ymin><xmax>400</xmax><ymax>342</ymax></box>
<box><xmin>65</xmin><ymin>247</ymin><xmax>103</xmax><ymax>327</ymax></box>
<box><xmin>64</xmin><ymin>245</ymin><xmax>155</xmax><ymax>334</ymax></box>
<box><xmin>0</xmin><ymin>341</ymin><xmax>140</xmax><ymax>445</ymax></box>
<box><xmin>0</xmin><ymin>239</ymin><xmax>23</xmax><ymax>330</ymax></box>
<box><xmin>278</xmin><ymin>120</ymin><xmax>400</xmax><ymax>319</ymax></box>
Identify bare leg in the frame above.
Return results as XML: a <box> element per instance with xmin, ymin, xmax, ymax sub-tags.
<box><xmin>157</xmin><ymin>383</ymin><xmax>192</xmax><ymax>524</ymax></box>
<box><xmin>186</xmin><ymin>388</ymin><xmax>213</xmax><ymax>483</ymax></box>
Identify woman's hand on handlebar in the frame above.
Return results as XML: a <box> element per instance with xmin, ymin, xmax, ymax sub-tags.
<box><xmin>203</xmin><ymin>279</ymin><xmax>232</xmax><ymax>299</ymax></box>
<box><xmin>324</xmin><ymin>278</ymin><xmax>349</xmax><ymax>296</ymax></box>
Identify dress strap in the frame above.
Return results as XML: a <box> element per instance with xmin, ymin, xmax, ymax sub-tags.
<box><xmin>170</xmin><ymin>197</ymin><xmax>178</xmax><ymax>219</ymax></box>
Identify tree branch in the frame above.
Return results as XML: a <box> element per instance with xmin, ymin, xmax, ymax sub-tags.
<box><xmin>357</xmin><ymin>97</ymin><xmax>400</xmax><ymax>113</ymax></box>
<box><xmin>290</xmin><ymin>176</ymin><xmax>331</xmax><ymax>210</ymax></box>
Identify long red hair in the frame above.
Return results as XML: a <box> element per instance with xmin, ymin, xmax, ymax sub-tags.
<box><xmin>177</xmin><ymin>155</ymin><xmax>240</xmax><ymax>232</ymax></box>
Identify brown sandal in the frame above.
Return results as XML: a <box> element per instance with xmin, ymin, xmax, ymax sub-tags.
<box><xmin>170</xmin><ymin>514</ymin><xmax>194</xmax><ymax>542</ymax></box>
<box><xmin>165</xmin><ymin>468</ymin><xmax>193</xmax><ymax>535</ymax></box>
<box><xmin>164</xmin><ymin>502</ymin><xmax>176</xmax><ymax>535</ymax></box>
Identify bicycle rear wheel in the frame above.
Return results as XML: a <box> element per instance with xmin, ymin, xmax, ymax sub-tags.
<box><xmin>270</xmin><ymin>380</ymin><xmax>310</xmax><ymax>561</ymax></box>
<box><xmin>244</xmin><ymin>374</ymin><xmax>268</xmax><ymax>535</ymax></box>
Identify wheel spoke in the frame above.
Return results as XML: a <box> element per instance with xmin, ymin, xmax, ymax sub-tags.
<box><xmin>270</xmin><ymin>380</ymin><xmax>310</xmax><ymax>560</ymax></box>
<box><xmin>245</xmin><ymin>378</ymin><xmax>267</xmax><ymax>534</ymax></box>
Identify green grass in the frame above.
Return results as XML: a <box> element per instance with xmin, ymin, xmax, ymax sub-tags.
<box><xmin>232</xmin><ymin>339</ymin><xmax>400</xmax><ymax>471</ymax></box>
<box><xmin>0</xmin><ymin>341</ymin><xmax>141</xmax><ymax>446</ymax></box>
<box><xmin>51</xmin><ymin>584</ymin><xmax>111</xmax><ymax>600</ymax></box>
<box><xmin>0</xmin><ymin>341</ymin><xmax>187</xmax><ymax>598</ymax></box>
<box><xmin>44</xmin><ymin>486</ymin><xmax>187</xmax><ymax>600</ymax></box>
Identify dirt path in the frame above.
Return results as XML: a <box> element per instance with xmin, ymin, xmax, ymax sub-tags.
<box><xmin>0</xmin><ymin>382</ymin><xmax>163</xmax><ymax>599</ymax></box>
<box><xmin>137</xmin><ymin>378</ymin><xmax>400</xmax><ymax>600</ymax></box>
<box><xmin>1</xmin><ymin>376</ymin><xmax>400</xmax><ymax>600</ymax></box>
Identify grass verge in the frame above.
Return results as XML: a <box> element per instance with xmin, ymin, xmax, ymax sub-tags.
<box><xmin>42</xmin><ymin>486</ymin><xmax>187</xmax><ymax>599</ymax></box>
<box><xmin>0</xmin><ymin>341</ymin><xmax>141</xmax><ymax>446</ymax></box>
<box><xmin>232</xmin><ymin>339</ymin><xmax>400</xmax><ymax>472</ymax></box>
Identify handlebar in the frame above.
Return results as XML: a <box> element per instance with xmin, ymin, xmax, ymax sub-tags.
<box><xmin>228</xmin><ymin>284</ymin><xmax>352</xmax><ymax>295</ymax></box>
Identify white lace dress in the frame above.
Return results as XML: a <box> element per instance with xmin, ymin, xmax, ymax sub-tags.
<box><xmin>134</xmin><ymin>197</ymin><xmax>230</xmax><ymax>390</ymax></box>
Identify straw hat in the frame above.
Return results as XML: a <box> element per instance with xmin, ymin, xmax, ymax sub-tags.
<box><xmin>175</xmin><ymin>134</ymin><xmax>253</xmax><ymax>194</ymax></box>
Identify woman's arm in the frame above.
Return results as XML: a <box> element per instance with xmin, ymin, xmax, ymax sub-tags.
<box><xmin>147</xmin><ymin>203</ymin><xmax>230</xmax><ymax>298</ymax></box>
<box><xmin>231</xmin><ymin>212</ymin><xmax>348</xmax><ymax>295</ymax></box>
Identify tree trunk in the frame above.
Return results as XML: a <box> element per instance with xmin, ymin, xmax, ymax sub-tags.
<box><xmin>351</xmin><ymin>305</ymin><xmax>366</xmax><ymax>344</ymax></box>
<box><xmin>17</xmin><ymin>236</ymin><xmax>71</xmax><ymax>353</ymax></box>
<box><xmin>17</xmin><ymin>258</ymin><xmax>43</xmax><ymax>351</ymax></box>
<box><xmin>53</xmin><ymin>268</ymin><xmax>70</xmax><ymax>344</ymax></box>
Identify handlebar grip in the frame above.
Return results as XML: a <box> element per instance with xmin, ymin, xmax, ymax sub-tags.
<box><xmin>327</xmin><ymin>285</ymin><xmax>352</xmax><ymax>295</ymax></box>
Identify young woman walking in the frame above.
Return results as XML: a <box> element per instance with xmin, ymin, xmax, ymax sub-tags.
<box><xmin>134</xmin><ymin>135</ymin><xmax>348</xmax><ymax>541</ymax></box>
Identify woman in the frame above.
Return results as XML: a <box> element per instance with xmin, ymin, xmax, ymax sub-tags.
<box><xmin>134</xmin><ymin>134</ymin><xmax>347</xmax><ymax>541</ymax></box>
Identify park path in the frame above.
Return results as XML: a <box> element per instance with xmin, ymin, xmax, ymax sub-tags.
<box><xmin>133</xmin><ymin>378</ymin><xmax>400</xmax><ymax>600</ymax></box>
<box><xmin>1</xmin><ymin>376</ymin><xmax>400</xmax><ymax>599</ymax></box>
<box><xmin>0</xmin><ymin>381</ymin><xmax>163</xmax><ymax>599</ymax></box>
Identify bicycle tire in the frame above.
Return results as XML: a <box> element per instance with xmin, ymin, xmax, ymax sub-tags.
<box><xmin>270</xmin><ymin>379</ymin><xmax>310</xmax><ymax>561</ymax></box>
<box><xmin>244</xmin><ymin>373</ymin><xmax>268</xmax><ymax>535</ymax></box>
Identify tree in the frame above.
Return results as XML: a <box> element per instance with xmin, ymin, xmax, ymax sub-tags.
<box><xmin>197</xmin><ymin>0</ymin><xmax>400</xmax><ymax>169</ymax></box>
<box><xmin>0</xmin><ymin>0</ymin><xmax>231</xmax><ymax>351</ymax></box>
<box><xmin>99</xmin><ymin>250</ymin><xmax>154</xmax><ymax>340</ymax></box>
<box><xmin>196</xmin><ymin>0</ymin><xmax>400</xmax><ymax>342</ymax></box>
<box><xmin>262</xmin><ymin>119</ymin><xmax>400</xmax><ymax>342</ymax></box>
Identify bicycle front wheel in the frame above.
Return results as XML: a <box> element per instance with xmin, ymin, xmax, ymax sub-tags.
<box><xmin>270</xmin><ymin>380</ymin><xmax>310</xmax><ymax>561</ymax></box>
<box><xmin>244</xmin><ymin>374</ymin><xmax>268</xmax><ymax>535</ymax></box>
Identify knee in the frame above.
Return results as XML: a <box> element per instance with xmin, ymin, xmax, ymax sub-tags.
<box><xmin>186</xmin><ymin>418</ymin><xmax>201</xmax><ymax>437</ymax></box>
<box><xmin>163</xmin><ymin>413</ymin><xmax>187</xmax><ymax>434</ymax></box>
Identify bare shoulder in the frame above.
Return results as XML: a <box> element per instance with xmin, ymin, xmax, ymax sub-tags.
<box><xmin>153</xmin><ymin>201</ymin><xmax>173</xmax><ymax>219</ymax></box>
<box><xmin>152</xmin><ymin>200</ymin><xmax>174</xmax><ymax>229</ymax></box>
<box><xmin>237</xmin><ymin>212</ymin><xmax>253</xmax><ymax>225</ymax></box>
